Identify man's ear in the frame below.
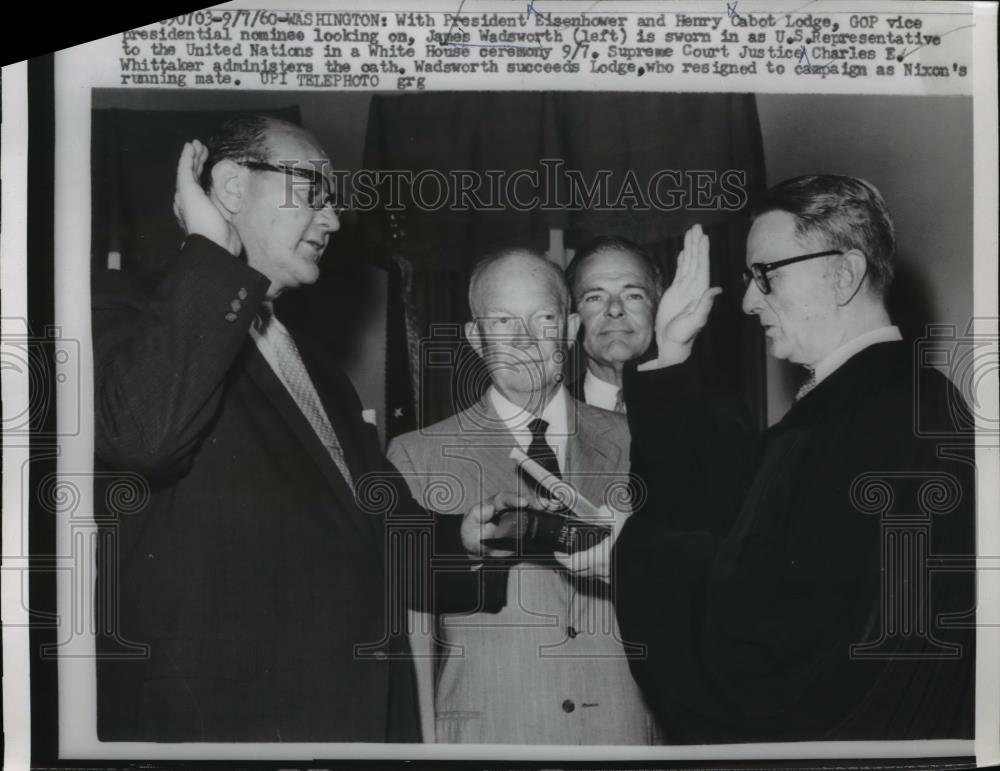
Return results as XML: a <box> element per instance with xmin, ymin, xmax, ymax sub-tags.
<box><xmin>833</xmin><ymin>249</ymin><xmax>868</xmax><ymax>305</ymax></box>
<box><xmin>464</xmin><ymin>320</ymin><xmax>484</xmax><ymax>357</ymax></box>
<box><xmin>565</xmin><ymin>312</ymin><xmax>581</xmax><ymax>347</ymax></box>
<box><xmin>210</xmin><ymin>159</ymin><xmax>248</xmax><ymax>215</ymax></box>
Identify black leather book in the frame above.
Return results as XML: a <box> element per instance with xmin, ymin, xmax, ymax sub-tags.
<box><xmin>484</xmin><ymin>508</ymin><xmax>611</xmax><ymax>555</ymax></box>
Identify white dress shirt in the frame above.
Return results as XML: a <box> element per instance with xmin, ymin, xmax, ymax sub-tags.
<box><xmin>488</xmin><ymin>384</ymin><xmax>569</xmax><ymax>473</ymax></box>
<box><xmin>582</xmin><ymin>370</ymin><xmax>622</xmax><ymax>412</ymax></box>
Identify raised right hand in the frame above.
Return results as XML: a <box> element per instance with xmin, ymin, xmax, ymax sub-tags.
<box><xmin>638</xmin><ymin>224</ymin><xmax>721</xmax><ymax>371</ymax></box>
<box><xmin>172</xmin><ymin>140</ymin><xmax>242</xmax><ymax>256</ymax></box>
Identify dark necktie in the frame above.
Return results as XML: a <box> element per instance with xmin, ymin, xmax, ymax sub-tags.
<box><xmin>526</xmin><ymin>417</ymin><xmax>561</xmax><ymax>480</ymax></box>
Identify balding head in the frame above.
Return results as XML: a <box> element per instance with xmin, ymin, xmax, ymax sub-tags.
<box><xmin>468</xmin><ymin>248</ymin><xmax>571</xmax><ymax>320</ymax></box>
<box><xmin>464</xmin><ymin>248</ymin><xmax>579</xmax><ymax>412</ymax></box>
<box><xmin>199</xmin><ymin>115</ymin><xmax>314</xmax><ymax>192</ymax></box>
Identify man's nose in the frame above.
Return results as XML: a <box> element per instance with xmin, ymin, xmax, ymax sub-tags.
<box><xmin>315</xmin><ymin>206</ymin><xmax>341</xmax><ymax>233</ymax></box>
<box><xmin>605</xmin><ymin>298</ymin><xmax>625</xmax><ymax>318</ymax></box>
<box><xmin>741</xmin><ymin>280</ymin><xmax>762</xmax><ymax>316</ymax></box>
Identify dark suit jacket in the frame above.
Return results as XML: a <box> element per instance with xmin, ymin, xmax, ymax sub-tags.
<box><xmin>93</xmin><ymin>236</ymin><xmax>469</xmax><ymax>742</ymax></box>
<box><xmin>614</xmin><ymin>341</ymin><xmax>976</xmax><ymax>743</ymax></box>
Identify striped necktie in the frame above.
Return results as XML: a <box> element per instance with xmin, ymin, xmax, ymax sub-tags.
<box><xmin>523</xmin><ymin>417</ymin><xmax>563</xmax><ymax>504</ymax></box>
<box><xmin>254</xmin><ymin>307</ymin><xmax>354</xmax><ymax>489</ymax></box>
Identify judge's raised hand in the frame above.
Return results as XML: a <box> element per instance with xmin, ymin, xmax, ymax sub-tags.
<box><xmin>173</xmin><ymin>140</ymin><xmax>242</xmax><ymax>256</ymax></box>
<box><xmin>638</xmin><ymin>224</ymin><xmax>722</xmax><ymax>371</ymax></box>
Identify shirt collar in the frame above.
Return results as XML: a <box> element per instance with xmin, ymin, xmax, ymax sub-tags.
<box><xmin>810</xmin><ymin>325</ymin><xmax>903</xmax><ymax>387</ymax></box>
<box><xmin>582</xmin><ymin>370</ymin><xmax>620</xmax><ymax>412</ymax></box>
<box><xmin>489</xmin><ymin>384</ymin><xmax>568</xmax><ymax>433</ymax></box>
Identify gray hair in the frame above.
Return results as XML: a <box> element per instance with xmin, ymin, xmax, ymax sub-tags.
<box><xmin>752</xmin><ymin>175</ymin><xmax>896</xmax><ymax>295</ymax></box>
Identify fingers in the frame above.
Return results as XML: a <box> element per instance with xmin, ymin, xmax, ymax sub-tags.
<box><xmin>491</xmin><ymin>491</ymin><xmax>529</xmax><ymax>515</ymax></box>
<box><xmin>553</xmin><ymin>539</ymin><xmax>611</xmax><ymax>582</ymax></box>
<box><xmin>694</xmin><ymin>230</ymin><xmax>711</xmax><ymax>290</ymax></box>
<box><xmin>176</xmin><ymin>140</ymin><xmax>208</xmax><ymax>193</ymax></box>
<box><xmin>553</xmin><ymin>548</ymin><xmax>587</xmax><ymax>576</ymax></box>
<box><xmin>462</xmin><ymin>500</ymin><xmax>512</xmax><ymax>559</ymax></box>
<box><xmin>676</xmin><ymin>225</ymin><xmax>698</xmax><ymax>285</ymax></box>
<box><xmin>525</xmin><ymin>493</ymin><xmax>562</xmax><ymax>512</ymax></box>
<box><xmin>176</xmin><ymin>141</ymin><xmax>194</xmax><ymax>187</ymax></box>
<box><xmin>671</xmin><ymin>225</ymin><xmax>707</xmax><ymax>298</ymax></box>
<box><xmin>190</xmin><ymin>139</ymin><xmax>209</xmax><ymax>178</ymax></box>
<box><xmin>698</xmin><ymin>229</ymin><xmax>710</xmax><ymax>260</ymax></box>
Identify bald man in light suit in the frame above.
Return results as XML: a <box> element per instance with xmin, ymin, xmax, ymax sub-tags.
<box><xmin>387</xmin><ymin>249</ymin><xmax>656</xmax><ymax>745</ymax></box>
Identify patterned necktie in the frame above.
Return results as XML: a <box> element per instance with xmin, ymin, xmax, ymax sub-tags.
<box><xmin>613</xmin><ymin>388</ymin><xmax>627</xmax><ymax>414</ymax></box>
<box><xmin>255</xmin><ymin>307</ymin><xmax>354</xmax><ymax>489</ymax></box>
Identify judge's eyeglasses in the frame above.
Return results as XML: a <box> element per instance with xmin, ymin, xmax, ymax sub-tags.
<box><xmin>741</xmin><ymin>250</ymin><xmax>843</xmax><ymax>295</ymax></box>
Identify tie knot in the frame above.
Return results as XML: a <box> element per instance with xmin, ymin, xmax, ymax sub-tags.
<box><xmin>527</xmin><ymin>417</ymin><xmax>549</xmax><ymax>439</ymax></box>
<box><xmin>253</xmin><ymin>301</ymin><xmax>275</xmax><ymax>333</ymax></box>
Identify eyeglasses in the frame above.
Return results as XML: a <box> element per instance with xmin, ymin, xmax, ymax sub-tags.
<box><xmin>741</xmin><ymin>249</ymin><xmax>843</xmax><ymax>295</ymax></box>
<box><xmin>239</xmin><ymin>160</ymin><xmax>343</xmax><ymax>213</ymax></box>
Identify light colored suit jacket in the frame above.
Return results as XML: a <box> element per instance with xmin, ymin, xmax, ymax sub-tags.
<box><xmin>387</xmin><ymin>393</ymin><xmax>656</xmax><ymax>745</ymax></box>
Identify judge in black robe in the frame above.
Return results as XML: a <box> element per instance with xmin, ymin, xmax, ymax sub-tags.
<box><xmin>605</xmin><ymin>176</ymin><xmax>975</xmax><ymax>743</ymax></box>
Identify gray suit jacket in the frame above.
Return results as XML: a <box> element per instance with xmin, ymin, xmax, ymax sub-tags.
<box><xmin>387</xmin><ymin>392</ymin><xmax>656</xmax><ymax>745</ymax></box>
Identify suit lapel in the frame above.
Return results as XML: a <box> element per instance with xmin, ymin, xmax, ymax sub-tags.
<box><xmin>567</xmin><ymin>402</ymin><xmax>621</xmax><ymax>470</ymax></box>
<box><xmin>242</xmin><ymin>341</ymin><xmax>381</xmax><ymax>552</ymax></box>
<box><xmin>565</xmin><ymin>402</ymin><xmax>624</xmax><ymax>509</ymax></box>
<box><xmin>458</xmin><ymin>394</ymin><xmax>625</xmax><ymax>505</ymax></box>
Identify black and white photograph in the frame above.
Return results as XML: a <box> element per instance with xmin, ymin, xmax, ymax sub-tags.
<box><xmin>1</xmin><ymin>1</ymin><xmax>997</xmax><ymax>769</ymax></box>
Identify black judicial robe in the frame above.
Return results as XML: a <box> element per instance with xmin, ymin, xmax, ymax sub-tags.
<box><xmin>614</xmin><ymin>341</ymin><xmax>976</xmax><ymax>743</ymax></box>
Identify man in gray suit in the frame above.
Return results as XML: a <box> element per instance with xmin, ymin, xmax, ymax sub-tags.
<box><xmin>387</xmin><ymin>249</ymin><xmax>656</xmax><ymax>745</ymax></box>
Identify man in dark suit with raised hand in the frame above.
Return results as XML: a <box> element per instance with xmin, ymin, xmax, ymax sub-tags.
<box><xmin>565</xmin><ymin>177</ymin><xmax>976</xmax><ymax>742</ymax></box>
<box><xmin>93</xmin><ymin>116</ymin><xmax>521</xmax><ymax>743</ymax></box>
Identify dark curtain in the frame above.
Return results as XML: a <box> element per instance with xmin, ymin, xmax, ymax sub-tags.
<box><xmin>363</xmin><ymin>92</ymin><xmax>767</xmax><ymax>428</ymax></box>
<box><xmin>551</xmin><ymin>92</ymin><xmax>765</xmax><ymax>245</ymax></box>
<box><xmin>360</xmin><ymin>92</ymin><xmax>558</xmax><ymax>270</ymax></box>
